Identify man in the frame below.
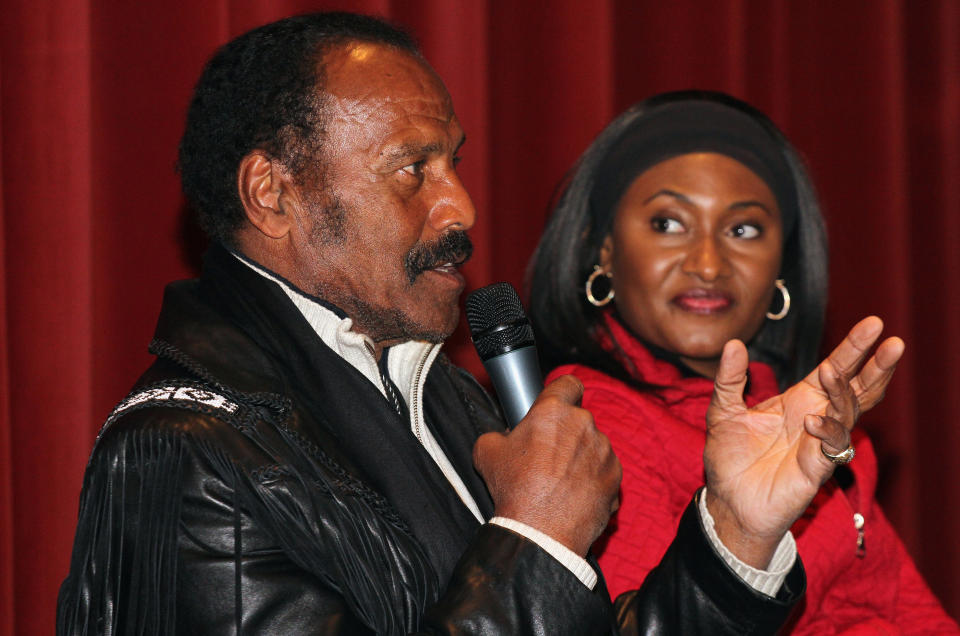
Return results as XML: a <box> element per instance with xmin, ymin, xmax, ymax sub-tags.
<box><xmin>58</xmin><ymin>12</ymin><xmax>896</xmax><ymax>634</ymax></box>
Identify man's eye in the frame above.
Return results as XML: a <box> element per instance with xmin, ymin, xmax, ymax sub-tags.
<box><xmin>651</xmin><ymin>217</ymin><xmax>684</xmax><ymax>234</ymax></box>
<box><xmin>731</xmin><ymin>223</ymin><xmax>761</xmax><ymax>239</ymax></box>
<box><xmin>400</xmin><ymin>160</ymin><xmax>426</xmax><ymax>177</ymax></box>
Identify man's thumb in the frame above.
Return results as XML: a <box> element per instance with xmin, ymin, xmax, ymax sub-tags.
<box><xmin>711</xmin><ymin>339</ymin><xmax>749</xmax><ymax>410</ymax></box>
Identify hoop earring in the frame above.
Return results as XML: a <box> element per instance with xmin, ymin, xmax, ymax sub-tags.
<box><xmin>766</xmin><ymin>279</ymin><xmax>790</xmax><ymax>320</ymax></box>
<box><xmin>585</xmin><ymin>265</ymin><xmax>614</xmax><ymax>307</ymax></box>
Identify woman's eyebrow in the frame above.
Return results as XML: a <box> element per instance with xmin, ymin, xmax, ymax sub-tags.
<box><xmin>642</xmin><ymin>189</ymin><xmax>691</xmax><ymax>205</ymax></box>
<box><xmin>729</xmin><ymin>200</ymin><xmax>774</xmax><ymax>216</ymax></box>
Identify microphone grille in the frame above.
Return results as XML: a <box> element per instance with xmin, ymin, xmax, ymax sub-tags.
<box><xmin>465</xmin><ymin>282</ymin><xmax>535</xmax><ymax>360</ymax></box>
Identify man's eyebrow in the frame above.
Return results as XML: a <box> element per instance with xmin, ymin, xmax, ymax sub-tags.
<box><xmin>380</xmin><ymin>141</ymin><xmax>444</xmax><ymax>162</ymax></box>
<box><xmin>642</xmin><ymin>189</ymin><xmax>691</xmax><ymax>205</ymax></box>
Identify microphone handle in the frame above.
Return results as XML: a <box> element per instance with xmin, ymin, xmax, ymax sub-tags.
<box><xmin>484</xmin><ymin>346</ymin><xmax>543</xmax><ymax>428</ymax></box>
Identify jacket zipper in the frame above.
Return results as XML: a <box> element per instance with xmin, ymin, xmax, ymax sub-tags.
<box><xmin>410</xmin><ymin>347</ymin><xmax>432</xmax><ymax>445</ymax></box>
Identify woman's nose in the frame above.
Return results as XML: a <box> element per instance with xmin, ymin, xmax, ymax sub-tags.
<box><xmin>681</xmin><ymin>236</ymin><xmax>730</xmax><ymax>281</ymax></box>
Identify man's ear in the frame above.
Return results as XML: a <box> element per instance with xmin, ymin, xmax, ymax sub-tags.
<box><xmin>599</xmin><ymin>234</ymin><xmax>614</xmax><ymax>271</ymax></box>
<box><xmin>237</xmin><ymin>150</ymin><xmax>294</xmax><ymax>239</ymax></box>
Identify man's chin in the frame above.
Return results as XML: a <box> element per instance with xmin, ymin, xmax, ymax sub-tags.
<box><xmin>364</xmin><ymin>302</ymin><xmax>460</xmax><ymax>346</ymax></box>
<box><xmin>407</xmin><ymin>306</ymin><xmax>460</xmax><ymax>344</ymax></box>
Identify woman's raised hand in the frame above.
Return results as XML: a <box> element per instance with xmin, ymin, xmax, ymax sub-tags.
<box><xmin>702</xmin><ymin>316</ymin><xmax>904</xmax><ymax>568</ymax></box>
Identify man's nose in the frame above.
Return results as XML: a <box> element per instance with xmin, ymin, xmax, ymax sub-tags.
<box><xmin>427</xmin><ymin>170</ymin><xmax>477</xmax><ymax>233</ymax></box>
<box><xmin>681</xmin><ymin>235</ymin><xmax>729</xmax><ymax>281</ymax></box>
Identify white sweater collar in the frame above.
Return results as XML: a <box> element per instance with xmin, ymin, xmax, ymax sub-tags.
<box><xmin>232</xmin><ymin>253</ymin><xmax>438</xmax><ymax>407</ymax></box>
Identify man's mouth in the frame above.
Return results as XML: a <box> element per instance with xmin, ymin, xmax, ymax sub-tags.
<box><xmin>422</xmin><ymin>258</ymin><xmax>467</xmax><ymax>288</ymax></box>
<box><xmin>671</xmin><ymin>289</ymin><xmax>734</xmax><ymax>314</ymax></box>
<box><xmin>430</xmin><ymin>261</ymin><xmax>463</xmax><ymax>274</ymax></box>
<box><xmin>405</xmin><ymin>231</ymin><xmax>473</xmax><ymax>284</ymax></box>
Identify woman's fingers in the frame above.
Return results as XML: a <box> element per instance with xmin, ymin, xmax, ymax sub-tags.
<box><xmin>850</xmin><ymin>336</ymin><xmax>905</xmax><ymax>412</ymax></box>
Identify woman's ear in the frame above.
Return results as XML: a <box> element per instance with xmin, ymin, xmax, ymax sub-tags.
<box><xmin>237</xmin><ymin>150</ymin><xmax>295</xmax><ymax>239</ymax></box>
<box><xmin>599</xmin><ymin>234</ymin><xmax>614</xmax><ymax>271</ymax></box>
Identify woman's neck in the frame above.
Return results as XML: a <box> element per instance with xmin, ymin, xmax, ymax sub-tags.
<box><xmin>676</xmin><ymin>356</ymin><xmax>720</xmax><ymax>380</ymax></box>
<box><xmin>609</xmin><ymin>311</ymin><xmax>720</xmax><ymax>380</ymax></box>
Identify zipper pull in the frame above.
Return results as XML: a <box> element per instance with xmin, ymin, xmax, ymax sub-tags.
<box><xmin>853</xmin><ymin>512</ymin><xmax>866</xmax><ymax>558</ymax></box>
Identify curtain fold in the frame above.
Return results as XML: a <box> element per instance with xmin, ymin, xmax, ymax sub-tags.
<box><xmin>905</xmin><ymin>0</ymin><xmax>960</xmax><ymax>603</ymax></box>
<box><xmin>2</xmin><ymin>2</ymin><xmax>95</xmax><ymax>634</ymax></box>
<box><xmin>0</xmin><ymin>58</ymin><xmax>15</xmax><ymax>636</ymax></box>
<box><xmin>2</xmin><ymin>1</ymin><xmax>957</xmax><ymax>632</ymax></box>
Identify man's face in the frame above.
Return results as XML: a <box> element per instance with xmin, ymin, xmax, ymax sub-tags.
<box><xmin>287</xmin><ymin>43</ymin><xmax>476</xmax><ymax>346</ymax></box>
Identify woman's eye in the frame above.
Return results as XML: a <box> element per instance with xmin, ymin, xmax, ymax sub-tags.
<box><xmin>730</xmin><ymin>223</ymin><xmax>762</xmax><ymax>239</ymax></box>
<box><xmin>651</xmin><ymin>217</ymin><xmax>684</xmax><ymax>233</ymax></box>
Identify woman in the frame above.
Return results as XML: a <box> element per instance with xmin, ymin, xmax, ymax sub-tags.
<box><xmin>528</xmin><ymin>91</ymin><xmax>957</xmax><ymax>633</ymax></box>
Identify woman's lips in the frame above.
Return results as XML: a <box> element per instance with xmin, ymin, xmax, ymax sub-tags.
<box><xmin>671</xmin><ymin>289</ymin><xmax>733</xmax><ymax>314</ymax></box>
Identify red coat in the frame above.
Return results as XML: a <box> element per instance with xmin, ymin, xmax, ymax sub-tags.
<box><xmin>548</xmin><ymin>316</ymin><xmax>958</xmax><ymax>634</ymax></box>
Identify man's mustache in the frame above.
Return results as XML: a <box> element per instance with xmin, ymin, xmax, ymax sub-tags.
<box><xmin>404</xmin><ymin>231</ymin><xmax>473</xmax><ymax>283</ymax></box>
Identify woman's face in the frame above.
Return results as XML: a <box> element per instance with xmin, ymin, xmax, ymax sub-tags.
<box><xmin>600</xmin><ymin>152</ymin><xmax>783</xmax><ymax>378</ymax></box>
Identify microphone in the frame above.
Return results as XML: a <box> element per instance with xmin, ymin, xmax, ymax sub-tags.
<box><xmin>465</xmin><ymin>282</ymin><xmax>543</xmax><ymax>428</ymax></box>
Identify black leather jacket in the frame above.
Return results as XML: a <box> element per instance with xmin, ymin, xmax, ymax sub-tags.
<box><xmin>58</xmin><ymin>245</ymin><xmax>803</xmax><ymax>634</ymax></box>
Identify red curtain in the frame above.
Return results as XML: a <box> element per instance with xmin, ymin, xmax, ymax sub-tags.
<box><xmin>2</xmin><ymin>1</ymin><xmax>957</xmax><ymax>632</ymax></box>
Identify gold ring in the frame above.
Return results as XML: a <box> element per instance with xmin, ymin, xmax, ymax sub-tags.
<box><xmin>821</xmin><ymin>443</ymin><xmax>855</xmax><ymax>465</ymax></box>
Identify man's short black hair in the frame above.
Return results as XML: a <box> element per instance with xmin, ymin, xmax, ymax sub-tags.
<box><xmin>178</xmin><ymin>12</ymin><xmax>420</xmax><ymax>247</ymax></box>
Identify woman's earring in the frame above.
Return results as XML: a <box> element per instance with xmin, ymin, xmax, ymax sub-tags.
<box><xmin>585</xmin><ymin>265</ymin><xmax>615</xmax><ymax>307</ymax></box>
<box><xmin>766</xmin><ymin>279</ymin><xmax>791</xmax><ymax>320</ymax></box>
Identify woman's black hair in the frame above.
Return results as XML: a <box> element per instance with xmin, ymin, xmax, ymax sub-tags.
<box><xmin>526</xmin><ymin>90</ymin><xmax>828</xmax><ymax>389</ymax></box>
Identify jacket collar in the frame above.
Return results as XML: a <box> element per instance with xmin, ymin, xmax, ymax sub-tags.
<box><xmin>153</xmin><ymin>243</ymin><xmax>493</xmax><ymax>579</ymax></box>
<box><xmin>225</xmin><ymin>250</ymin><xmax>488</xmax><ymax>520</ymax></box>
<box><xmin>230</xmin><ymin>249</ymin><xmax>439</xmax><ymax>411</ymax></box>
